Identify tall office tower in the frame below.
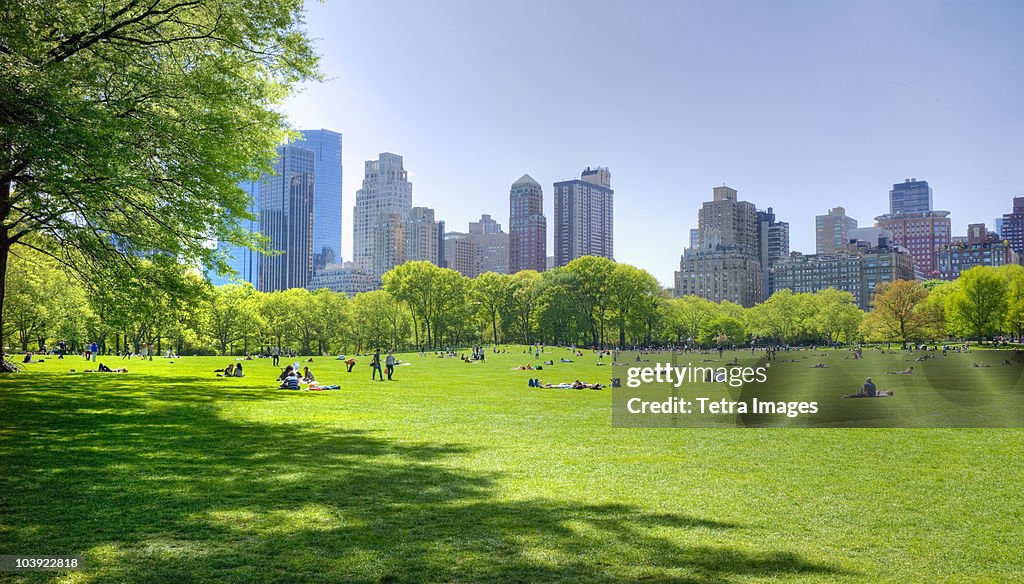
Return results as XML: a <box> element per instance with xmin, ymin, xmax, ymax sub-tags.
<box><xmin>816</xmin><ymin>206</ymin><xmax>858</xmax><ymax>254</ymax></box>
<box><xmin>353</xmin><ymin>153</ymin><xmax>413</xmax><ymax>277</ymax></box>
<box><xmin>875</xmin><ymin>210</ymin><xmax>951</xmax><ymax>277</ymax></box>
<box><xmin>258</xmin><ymin>144</ymin><xmax>315</xmax><ymax>292</ymax></box>
<box><xmin>1000</xmin><ymin>196</ymin><xmax>1024</xmax><ymax>254</ymax></box>
<box><xmin>437</xmin><ymin>219</ymin><xmax>446</xmax><ymax>268</ymax></box>
<box><xmin>469</xmin><ymin>214</ymin><xmax>510</xmax><ymax>274</ymax></box>
<box><xmin>375</xmin><ymin>212</ymin><xmax>406</xmax><ymax>275</ymax></box>
<box><xmin>405</xmin><ymin>207</ymin><xmax>441</xmax><ymax>265</ymax></box>
<box><xmin>294</xmin><ymin>129</ymin><xmax>343</xmax><ymax>271</ymax></box>
<box><xmin>210</xmin><ymin>180</ymin><xmax>260</xmax><ymax>286</ymax></box>
<box><xmin>758</xmin><ymin>207</ymin><xmax>790</xmax><ymax>266</ymax></box>
<box><xmin>757</xmin><ymin>207</ymin><xmax>790</xmax><ymax>294</ymax></box>
<box><xmin>443</xmin><ymin>232</ymin><xmax>481</xmax><ymax>277</ymax></box>
<box><xmin>553</xmin><ymin>166</ymin><xmax>614</xmax><ymax>266</ymax></box>
<box><xmin>675</xmin><ymin>186</ymin><xmax>764</xmax><ymax>307</ymax></box>
<box><xmin>890</xmin><ymin>178</ymin><xmax>933</xmax><ymax>214</ymax></box>
<box><xmin>509</xmin><ymin>174</ymin><xmax>547</xmax><ymax>273</ymax></box>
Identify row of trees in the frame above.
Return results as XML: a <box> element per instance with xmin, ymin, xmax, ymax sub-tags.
<box><xmin>5</xmin><ymin>247</ymin><xmax>1023</xmax><ymax>355</ymax></box>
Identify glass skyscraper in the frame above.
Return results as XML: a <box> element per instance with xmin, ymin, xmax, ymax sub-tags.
<box><xmin>209</xmin><ymin>180</ymin><xmax>259</xmax><ymax>286</ymax></box>
<box><xmin>889</xmin><ymin>178</ymin><xmax>933</xmax><ymax>214</ymax></box>
<box><xmin>294</xmin><ymin>129</ymin><xmax>343</xmax><ymax>271</ymax></box>
<box><xmin>258</xmin><ymin>143</ymin><xmax>315</xmax><ymax>292</ymax></box>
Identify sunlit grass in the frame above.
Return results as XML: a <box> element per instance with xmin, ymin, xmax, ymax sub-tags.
<box><xmin>1</xmin><ymin>346</ymin><xmax>1022</xmax><ymax>582</ymax></box>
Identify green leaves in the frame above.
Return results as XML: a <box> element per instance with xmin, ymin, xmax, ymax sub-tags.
<box><xmin>0</xmin><ymin>0</ymin><xmax>319</xmax><ymax>341</ymax></box>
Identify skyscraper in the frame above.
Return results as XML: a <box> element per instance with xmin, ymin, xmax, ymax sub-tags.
<box><xmin>889</xmin><ymin>178</ymin><xmax>933</xmax><ymax>214</ymax></box>
<box><xmin>757</xmin><ymin>207</ymin><xmax>790</xmax><ymax>294</ymax></box>
<box><xmin>294</xmin><ymin>129</ymin><xmax>343</xmax><ymax>271</ymax></box>
<box><xmin>405</xmin><ymin>207</ymin><xmax>441</xmax><ymax>265</ymax></box>
<box><xmin>353</xmin><ymin>153</ymin><xmax>413</xmax><ymax>278</ymax></box>
<box><xmin>210</xmin><ymin>180</ymin><xmax>259</xmax><ymax>286</ymax></box>
<box><xmin>553</xmin><ymin>166</ymin><xmax>614</xmax><ymax>266</ymax></box>
<box><xmin>509</xmin><ymin>174</ymin><xmax>546</xmax><ymax>273</ymax></box>
<box><xmin>675</xmin><ymin>186</ymin><xmax>764</xmax><ymax>307</ymax></box>
<box><xmin>258</xmin><ymin>144</ymin><xmax>315</xmax><ymax>292</ymax></box>
<box><xmin>816</xmin><ymin>206</ymin><xmax>858</xmax><ymax>255</ymax></box>
<box><xmin>469</xmin><ymin>214</ymin><xmax>509</xmax><ymax>274</ymax></box>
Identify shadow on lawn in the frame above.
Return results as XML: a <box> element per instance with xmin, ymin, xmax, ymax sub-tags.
<box><xmin>0</xmin><ymin>375</ymin><xmax>850</xmax><ymax>583</ymax></box>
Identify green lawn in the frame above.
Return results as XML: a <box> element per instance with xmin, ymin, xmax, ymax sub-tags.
<box><xmin>1</xmin><ymin>347</ymin><xmax>1022</xmax><ymax>582</ymax></box>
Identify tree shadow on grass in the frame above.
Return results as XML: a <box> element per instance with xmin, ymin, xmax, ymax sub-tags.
<box><xmin>0</xmin><ymin>377</ymin><xmax>852</xmax><ymax>583</ymax></box>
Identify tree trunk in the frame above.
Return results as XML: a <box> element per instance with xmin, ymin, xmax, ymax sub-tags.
<box><xmin>491</xmin><ymin>309</ymin><xmax>499</xmax><ymax>345</ymax></box>
<box><xmin>0</xmin><ymin>237</ymin><xmax>16</xmax><ymax>372</ymax></box>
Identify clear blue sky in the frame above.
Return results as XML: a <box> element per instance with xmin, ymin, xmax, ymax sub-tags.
<box><xmin>282</xmin><ymin>0</ymin><xmax>1024</xmax><ymax>285</ymax></box>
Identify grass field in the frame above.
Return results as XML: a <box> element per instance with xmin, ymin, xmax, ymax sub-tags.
<box><xmin>2</xmin><ymin>346</ymin><xmax>1023</xmax><ymax>582</ymax></box>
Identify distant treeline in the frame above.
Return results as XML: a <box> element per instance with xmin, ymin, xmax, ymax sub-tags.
<box><xmin>5</xmin><ymin>250</ymin><xmax>1020</xmax><ymax>355</ymax></box>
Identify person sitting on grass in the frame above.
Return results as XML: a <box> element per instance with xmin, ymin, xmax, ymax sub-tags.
<box><xmin>218</xmin><ymin>363</ymin><xmax>236</xmax><ymax>377</ymax></box>
<box><xmin>843</xmin><ymin>377</ymin><xmax>893</xmax><ymax>398</ymax></box>
<box><xmin>233</xmin><ymin>363</ymin><xmax>244</xmax><ymax>377</ymax></box>
<box><xmin>278</xmin><ymin>365</ymin><xmax>294</xmax><ymax>382</ymax></box>
<box><xmin>302</xmin><ymin>366</ymin><xmax>315</xmax><ymax>383</ymax></box>
<box><xmin>887</xmin><ymin>367</ymin><xmax>914</xmax><ymax>375</ymax></box>
<box><xmin>22</xmin><ymin>352</ymin><xmax>34</xmax><ymax>363</ymax></box>
<box><xmin>279</xmin><ymin>370</ymin><xmax>300</xmax><ymax>390</ymax></box>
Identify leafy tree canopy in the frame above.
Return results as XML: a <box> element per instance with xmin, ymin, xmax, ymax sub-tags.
<box><xmin>0</xmin><ymin>0</ymin><xmax>319</xmax><ymax>349</ymax></box>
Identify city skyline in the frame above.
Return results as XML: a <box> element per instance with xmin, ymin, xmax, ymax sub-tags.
<box><xmin>280</xmin><ymin>0</ymin><xmax>1023</xmax><ymax>285</ymax></box>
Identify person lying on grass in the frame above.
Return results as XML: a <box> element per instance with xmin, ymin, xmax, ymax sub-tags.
<box><xmin>971</xmin><ymin>362</ymin><xmax>991</xmax><ymax>368</ymax></box>
<box><xmin>887</xmin><ymin>367</ymin><xmax>914</xmax><ymax>375</ymax></box>
<box><xmin>536</xmin><ymin>379</ymin><xmax>604</xmax><ymax>390</ymax></box>
<box><xmin>512</xmin><ymin>364</ymin><xmax>534</xmax><ymax>371</ymax></box>
<box><xmin>810</xmin><ymin>362</ymin><xmax>828</xmax><ymax>368</ymax></box>
<box><xmin>843</xmin><ymin>377</ymin><xmax>893</xmax><ymax>398</ymax></box>
<box><xmin>85</xmin><ymin>363</ymin><xmax>128</xmax><ymax>373</ymax></box>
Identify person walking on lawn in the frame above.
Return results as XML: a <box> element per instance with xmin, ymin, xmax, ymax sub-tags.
<box><xmin>385</xmin><ymin>350</ymin><xmax>396</xmax><ymax>380</ymax></box>
<box><xmin>371</xmin><ymin>349</ymin><xmax>384</xmax><ymax>381</ymax></box>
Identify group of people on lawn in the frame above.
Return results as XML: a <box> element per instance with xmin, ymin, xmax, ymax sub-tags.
<box><xmin>275</xmin><ymin>348</ymin><xmax>398</xmax><ymax>390</ymax></box>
